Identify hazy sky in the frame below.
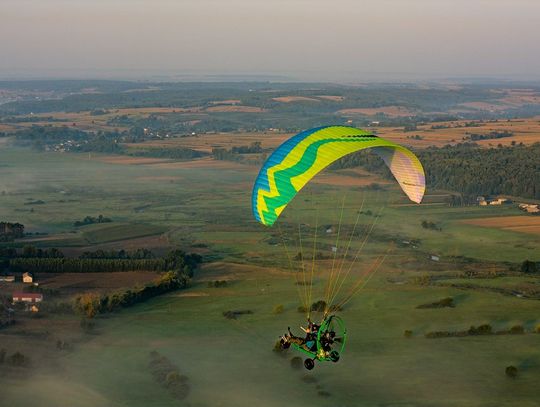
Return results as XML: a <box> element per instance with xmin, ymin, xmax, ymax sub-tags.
<box><xmin>1</xmin><ymin>0</ymin><xmax>540</xmax><ymax>81</ymax></box>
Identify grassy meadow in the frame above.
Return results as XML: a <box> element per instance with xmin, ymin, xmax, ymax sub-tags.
<box><xmin>1</xmin><ymin>139</ymin><xmax>540</xmax><ymax>407</ymax></box>
<box><xmin>3</xmin><ymin>268</ymin><xmax>540</xmax><ymax>407</ymax></box>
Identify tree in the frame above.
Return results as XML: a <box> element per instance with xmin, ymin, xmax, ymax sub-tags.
<box><xmin>22</xmin><ymin>245</ymin><xmax>37</xmax><ymax>257</ymax></box>
<box><xmin>505</xmin><ymin>366</ymin><xmax>518</xmax><ymax>378</ymax></box>
<box><xmin>74</xmin><ymin>293</ymin><xmax>102</xmax><ymax>318</ymax></box>
<box><xmin>521</xmin><ymin>260</ymin><xmax>538</xmax><ymax>274</ymax></box>
<box><xmin>8</xmin><ymin>351</ymin><xmax>27</xmax><ymax>366</ymax></box>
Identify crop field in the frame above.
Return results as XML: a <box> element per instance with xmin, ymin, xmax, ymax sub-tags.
<box><xmin>114</xmin><ymin>117</ymin><xmax>540</xmax><ymax>159</ymax></box>
<box><xmin>339</xmin><ymin>105</ymin><xmax>417</xmax><ymax>117</ymax></box>
<box><xmin>123</xmin><ymin>131</ymin><xmax>293</xmax><ymax>153</ymax></box>
<box><xmin>461</xmin><ymin>216</ymin><xmax>540</xmax><ymax>236</ymax></box>
<box><xmin>205</xmin><ymin>105</ymin><xmax>265</xmax><ymax>113</ymax></box>
<box><xmin>272</xmin><ymin>96</ymin><xmax>322</xmax><ymax>103</ymax></box>
<box><xmin>80</xmin><ymin>223</ymin><xmax>167</xmax><ymax>245</ymax></box>
<box><xmin>376</xmin><ymin>117</ymin><xmax>540</xmax><ymax>148</ymax></box>
<box><xmin>35</xmin><ymin>271</ymin><xmax>163</xmax><ymax>295</ymax></box>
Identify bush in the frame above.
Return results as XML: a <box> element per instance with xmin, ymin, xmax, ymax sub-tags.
<box><xmin>404</xmin><ymin>330</ymin><xmax>413</xmax><ymax>338</ymax></box>
<box><xmin>505</xmin><ymin>365</ymin><xmax>518</xmax><ymax>378</ymax></box>
<box><xmin>535</xmin><ymin>324</ymin><xmax>540</xmax><ymax>333</ymax></box>
<box><xmin>290</xmin><ymin>356</ymin><xmax>303</xmax><ymax>369</ymax></box>
<box><xmin>521</xmin><ymin>260</ymin><xmax>538</xmax><ymax>274</ymax></box>
<box><xmin>74</xmin><ymin>293</ymin><xmax>102</xmax><ymax>318</ymax></box>
<box><xmin>165</xmin><ymin>371</ymin><xmax>181</xmax><ymax>386</ymax></box>
<box><xmin>412</xmin><ymin>274</ymin><xmax>431</xmax><ymax>286</ymax></box>
<box><xmin>149</xmin><ymin>351</ymin><xmax>190</xmax><ymax>400</ymax></box>
<box><xmin>425</xmin><ymin>331</ymin><xmax>454</xmax><ymax>339</ymax></box>
<box><xmin>520</xmin><ymin>260</ymin><xmax>538</xmax><ymax>274</ymax></box>
<box><xmin>273</xmin><ymin>339</ymin><xmax>287</xmax><ymax>356</ymax></box>
<box><xmin>223</xmin><ymin>310</ymin><xmax>253</xmax><ymax>320</ymax></box>
<box><xmin>273</xmin><ymin>304</ymin><xmax>284</xmax><ymax>314</ymax></box>
<box><xmin>297</xmin><ymin>305</ymin><xmax>308</xmax><ymax>313</ymax></box>
<box><xmin>416</xmin><ymin>297</ymin><xmax>454</xmax><ymax>309</ymax></box>
<box><xmin>208</xmin><ymin>280</ymin><xmax>227</xmax><ymax>288</ymax></box>
<box><xmin>310</xmin><ymin>300</ymin><xmax>326</xmax><ymax>312</ymax></box>
<box><xmin>56</xmin><ymin>339</ymin><xmax>70</xmax><ymax>350</ymax></box>
<box><xmin>509</xmin><ymin>325</ymin><xmax>525</xmax><ymax>334</ymax></box>
<box><xmin>8</xmin><ymin>351</ymin><xmax>28</xmax><ymax>367</ymax></box>
<box><xmin>468</xmin><ymin>324</ymin><xmax>493</xmax><ymax>335</ymax></box>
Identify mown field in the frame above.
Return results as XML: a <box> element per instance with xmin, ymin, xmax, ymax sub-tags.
<box><xmin>1</xmin><ymin>139</ymin><xmax>540</xmax><ymax>407</ymax></box>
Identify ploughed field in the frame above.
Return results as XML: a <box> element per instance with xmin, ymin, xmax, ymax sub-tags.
<box><xmin>461</xmin><ymin>216</ymin><xmax>540</xmax><ymax>236</ymax></box>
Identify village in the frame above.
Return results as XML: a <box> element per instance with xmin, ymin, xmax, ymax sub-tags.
<box><xmin>477</xmin><ymin>196</ymin><xmax>539</xmax><ymax>213</ymax></box>
<box><xmin>0</xmin><ymin>271</ymin><xmax>41</xmax><ymax>317</ymax></box>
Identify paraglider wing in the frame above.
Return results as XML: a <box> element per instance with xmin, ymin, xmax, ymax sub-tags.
<box><xmin>252</xmin><ymin>125</ymin><xmax>425</xmax><ymax>226</ymax></box>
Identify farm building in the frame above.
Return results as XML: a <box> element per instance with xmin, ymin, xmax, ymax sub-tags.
<box><xmin>0</xmin><ymin>275</ymin><xmax>15</xmax><ymax>282</ymax></box>
<box><xmin>0</xmin><ymin>222</ymin><xmax>24</xmax><ymax>238</ymax></box>
<box><xmin>519</xmin><ymin>203</ymin><xmax>540</xmax><ymax>214</ymax></box>
<box><xmin>22</xmin><ymin>272</ymin><xmax>33</xmax><ymax>283</ymax></box>
<box><xmin>12</xmin><ymin>292</ymin><xmax>43</xmax><ymax>303</ymax></box>
<box><xmin>490</xmin><ymin>198</ymin><xmax>511</xmax><ymax>205</ymax></box>
<box><xmin>478</xmin><ymin>196</ymin><xmax>512</xmax><ymax>206</ymax></box>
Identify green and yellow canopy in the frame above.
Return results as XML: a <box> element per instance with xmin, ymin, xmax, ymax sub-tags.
<box><xmin>252</xmin><ymin>125</ymin><xmax>425</xmax><ymax>226</ymax></box>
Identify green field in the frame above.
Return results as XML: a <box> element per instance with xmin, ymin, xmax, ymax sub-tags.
<box><xmin>3</xmin><ymin>268</ymin><xmax>540</xmax><ymax>407</ymax></box>
<box><xmin>1</xmin><ymin>142</ymin><xmax>540</xmax><ymax>406</ymax></box>
<box><xmin>0</xmin><ymin>145</ymin><xmax>538</xmax><ymax>262</ymax></box>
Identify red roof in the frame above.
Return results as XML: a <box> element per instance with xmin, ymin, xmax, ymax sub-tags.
<box><xmin>12</xmin><ymin>292</ymin><xmax>43</xmax><ymax>299</ymax></box>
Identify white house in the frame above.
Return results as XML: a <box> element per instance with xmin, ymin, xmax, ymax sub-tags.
<box><xmin>22</xmin><ymin>272</ymin><xmax>33</xmax><ymax>283</ymax></box>
<box><xmin>519</xmin><ymin>203</ymin><xmax>540</xmax><ymax>214</ymax></box>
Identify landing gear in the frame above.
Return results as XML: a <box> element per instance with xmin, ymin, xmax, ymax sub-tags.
<box><xmin>281</xmin><ymin>315</ymin><xmax>347</xmax><ymax>369</ymax></box>
<box><xmin>329</xmin><ymin>350</ymin><xmax>340</xmax><ymax>362</ymax></box>
<box><xmin>304</xmin><ymin>358</ymin><xmax>315</xmax><ymax>370</ymax></box>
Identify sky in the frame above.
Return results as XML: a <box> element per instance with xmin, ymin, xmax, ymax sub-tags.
<box><xmin>1</xmin><ymin>0</ymin><xmax>540</xmax><ymax>82</ymax></box>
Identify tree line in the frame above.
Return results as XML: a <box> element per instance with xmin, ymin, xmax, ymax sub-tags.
<box><xmin>463</xmin><ymin>130</ymin><xmax>513</xmax><ymax>141</ymax></box>
<box><xmin>0</xmin><ymin>222</ymin><xmax>24</xmax><ymax>241</ymax></box>
<box><xmin>131</xmin><ymin>147</ymin><xmax>207</xmax><ymax>160</ymax></box>
<box><xmin>9</xmin><ymin>258</ymin><xmax>168</xmax><ymax>273</ymax></box>
<box><xmin>73</xmin><ymin>214</ymin><xmax>112</xmax><ymax>227</ymax></box>
<box><xmin>212</xmin><ymin>142</ymin><xmax>265</xmax><ymax>162</ymax></box>
<box><xmin>418</xmin><ymin>143</ymin><xmax>540</xmax><ymax>199</ymax></box>
<box><xmin>331</xmin><ymin>143</ymin><xmax>540</xmax><ymax>199</ymax></box>
<box><xmin>79</xmin><ymin>248</ymin><xmax>155</xmax><ymax>259</ymax></box>
<box><xmin>4</xmin><ymin>248</ymin><xmax>202</xmax><ymax>274</ymax></box>
<box><xmin>74</xmin><ymin>270</ymin><xmax>190</xmax><ymax>318</ymax></box>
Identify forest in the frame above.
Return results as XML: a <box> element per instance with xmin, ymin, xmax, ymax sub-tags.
<box><xmin>334</xmin><ymin>143</ymin><xmax>540</xmax><ymax>200</ymax></box>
